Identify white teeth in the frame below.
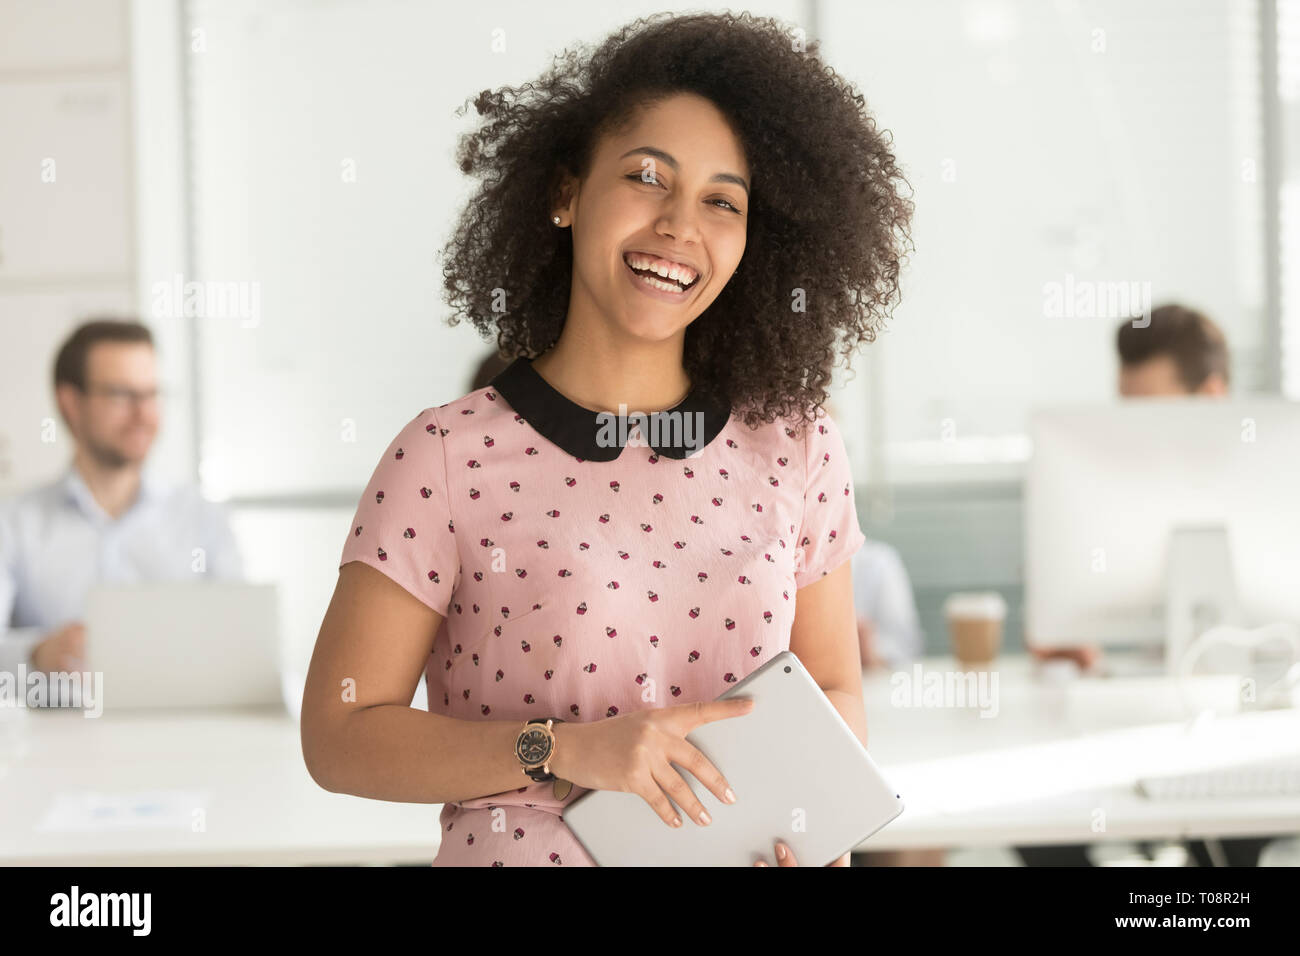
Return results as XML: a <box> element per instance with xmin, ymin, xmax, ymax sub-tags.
<box><xmin>636</xmin><ymin>272</ymin><xmax>685</xmax><ymax>294</ymax></box>
<box><xmin>626</xmin><ymin>253</ymin><xmax>697</xmax><ymax>286</ymax></box>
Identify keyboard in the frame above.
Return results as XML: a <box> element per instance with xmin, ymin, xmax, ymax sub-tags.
<box><xmin>1137</xmin><ymin>757</ymin><xmax>1300</xmax><ymax>800</ymax></box>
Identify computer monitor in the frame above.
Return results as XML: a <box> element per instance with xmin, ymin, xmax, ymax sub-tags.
<box><xmin>1025</xmin><ymin>400</ymin><xmax>1300</xmax><ymax>662</ymax></box>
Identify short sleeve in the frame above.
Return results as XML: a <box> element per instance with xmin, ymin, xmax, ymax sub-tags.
<box><xmin>794</xmin><ymin>410</ymin><xmax>867</xmax><ymax>589</ymax></box>
<box><xmin>338</xmin><ymin>407</ymin><xmax>459</xmax><ymax>616</ymax></box>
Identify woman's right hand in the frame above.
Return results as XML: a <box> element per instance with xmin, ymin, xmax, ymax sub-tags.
<box><xmin>550</xmin><ymin>698</ymin><xmax>755</xmax><ymax>828</ymax></box>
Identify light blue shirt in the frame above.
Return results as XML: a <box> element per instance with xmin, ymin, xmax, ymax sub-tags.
<box><xmin>0</xmin><ymin>464</ymin><xmax>244</xmax><ymax>675</ymax></box>
<box><xmin>852</xmin><ymin>540</ymin><xmax>924</xmax><ymax>667</ymax></box>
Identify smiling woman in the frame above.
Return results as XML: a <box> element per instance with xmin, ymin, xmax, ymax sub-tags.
<box><xmin>304</xmin><ymin>10</ymin><xmax>913</xmax><ymax>868</ymax></box>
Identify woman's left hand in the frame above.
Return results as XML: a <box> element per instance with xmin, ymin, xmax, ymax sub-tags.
<box><xmin>752</xmin><ymin>843</ymin><xmax>851</xmax><ymax>866</ymax></box>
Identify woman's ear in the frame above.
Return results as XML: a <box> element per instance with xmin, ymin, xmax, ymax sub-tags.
<box><xmin>549</xmin><ymin>166</ymin><xmax>579</xmax><ymax>223</ymax></box>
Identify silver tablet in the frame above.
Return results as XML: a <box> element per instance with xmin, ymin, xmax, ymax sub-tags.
<box><xmin>562</xmin><ymin>650</ymin><xmax>904</xmax><ymax>866</ymax></box>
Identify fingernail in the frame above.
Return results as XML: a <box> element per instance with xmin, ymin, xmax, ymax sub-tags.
<box><xmin>724</xmin><ymin>788</ymin><xmax>736</xmax><ymax>804</ymax></box>
<box><xmin>671</xmin><ymin>816</ymin><xmax>681</xmax><ymax>827</ymax></box>
<box><xmin>698</xmin><ymin>809</ymin><xmax>711</xmax><ymax>825</ymax></box>
<box><xmin>776</xmin><ymin>843</ymin><xmax>786</xmax><ymax>860</ymax></box>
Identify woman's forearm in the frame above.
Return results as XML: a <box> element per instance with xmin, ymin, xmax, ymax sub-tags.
<box><xmin>304</xmin><ymin>704</ymin><xmax>542</xmax><ymax>804</ymax></box>
<box><xmin>825</xmin><ymin>686</ymin><xmax>868</xmax><ymax>750</ymax></box>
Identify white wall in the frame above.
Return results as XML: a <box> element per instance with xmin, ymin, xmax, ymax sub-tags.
<box><xmin>0</xmin><ymin>0</ymin><xmax>140</xmax><ymax>495</ymax></box>
<box><xmin>821</xmin><ymin>0</ymin><xmax>1267</xmax><ymax>483</ymax></box>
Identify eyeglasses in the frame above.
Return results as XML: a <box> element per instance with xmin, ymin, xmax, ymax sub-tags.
<box><xmin>82</xmin><ymin>384</ymin><xmax>163</xmax><ymax>408</ymax></box>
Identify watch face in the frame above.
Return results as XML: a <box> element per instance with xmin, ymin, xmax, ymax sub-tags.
<box><xmin>517</xmin><ymin>728</ymin><xmax>552</xmax><ymax>764</ymax></box>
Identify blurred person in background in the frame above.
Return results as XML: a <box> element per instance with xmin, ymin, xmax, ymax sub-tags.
<box><xmin>1020</xmin><ymin>302</ymin><xmax>1271</xmax><ymax>867</ymax></box>
<box><xmin>854</xmin><ymin>541</ymin><xmax>924</xmax><ymax>671</ymax></box>
<box><xmin>0</xmin><ymin>319</ymin><xmax>244</xmax><ymax>695</ymax></box>
<box><xmin>1027</xmin><ymin>302</ymin><xmax>1231</xmax><ymax>677</ymax></box>
<box><xmin>1116</xmin><ymin>302</ymin><xmax>1229</xmax><ymax>398</ymax></box>
<box><xmin>1118</xmin><ymin>303</ymin><xmax>1276</xmax><ymax>867</ymax></box>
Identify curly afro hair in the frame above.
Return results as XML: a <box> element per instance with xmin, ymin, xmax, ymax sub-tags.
<box><xmin>440</xmin><ymin>10</ymin><xmax>914</xmax><ymax>433</ymax></box>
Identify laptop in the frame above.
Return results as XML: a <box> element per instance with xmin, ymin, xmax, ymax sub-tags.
<box><xmin>562</xmin><ymin>650</ymin><xmax>904</xmax><ymax>866</ymax></box>
<box><xmin>83</xmin><ymin>581</ymin><xmax>283</xmax><ymax>712</ymax></box>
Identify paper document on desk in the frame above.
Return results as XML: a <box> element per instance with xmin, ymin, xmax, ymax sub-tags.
<box><xmin>34</xmin><ymin>789</ymin><xmax>210</xmax><ymax>832</ymax></box>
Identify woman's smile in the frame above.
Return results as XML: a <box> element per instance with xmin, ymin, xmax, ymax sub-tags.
<box><xmin>622</xmin><ymin>252</ymin><xmax>701</xmax><ymax>303</ymax></box>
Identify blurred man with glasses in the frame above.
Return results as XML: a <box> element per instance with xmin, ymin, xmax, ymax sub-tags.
<box><xmin>0</xmin><ymin>319</ymin><xmax>243</xmax><ymax>693</ymax></box>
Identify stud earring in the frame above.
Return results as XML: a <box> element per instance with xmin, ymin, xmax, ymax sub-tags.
<box><xmin>552</xmin><ymin>216</ymin><xmax>561</xmax><ymax>225</ymax></box>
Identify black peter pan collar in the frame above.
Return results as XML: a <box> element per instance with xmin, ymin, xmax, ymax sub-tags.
<box><xmin>487</xmin><ymin>357</ymin><xmax>732</xmax><ymax>462</ymax></box>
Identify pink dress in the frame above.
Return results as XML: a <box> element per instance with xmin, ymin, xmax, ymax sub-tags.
<box><xmin>337</xmin><ymin>360</ymin><xmax>866</xmax><ymax>866</ymax></box>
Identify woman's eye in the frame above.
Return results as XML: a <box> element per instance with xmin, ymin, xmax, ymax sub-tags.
<box><xmin>626</xmin><ymin>174</ymin><xmax>742</xmax><ymax>214</ymax></box>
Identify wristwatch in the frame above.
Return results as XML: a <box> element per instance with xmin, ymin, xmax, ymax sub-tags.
<box><xmin>515</xmin><ymin>717</ymin><xmax>564</xmax><ymax>782</ymax></box>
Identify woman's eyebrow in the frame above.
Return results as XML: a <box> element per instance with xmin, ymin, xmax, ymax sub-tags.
<box><xmin>619</xmin><ymin>146</ymin><xmax>749</xmax><ymax>196</ymax></box>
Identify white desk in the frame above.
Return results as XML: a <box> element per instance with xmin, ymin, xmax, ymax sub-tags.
<box><xmin>0</xmin><ymin>706</ymin><xmax>442</xmax><ymax>865</ymax></box>
<box><xmin>854</xmin><ymin>654</ymin><xmax>1300</xmax><ymax>850</ymax></box>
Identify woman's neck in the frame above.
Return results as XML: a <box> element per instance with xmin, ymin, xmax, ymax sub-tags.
<box><xmin>530</xmin><ymin>331</ymin><xmax>693</xmax><ymax>416</ymax></box>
